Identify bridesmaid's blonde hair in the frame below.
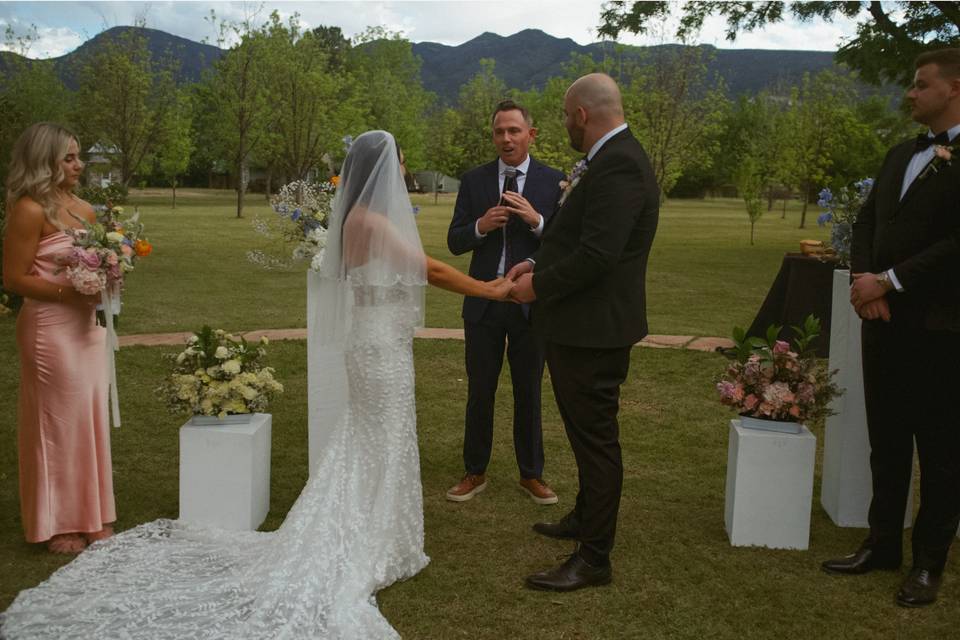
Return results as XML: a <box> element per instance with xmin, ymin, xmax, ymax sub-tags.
<box><xmin>5</xmin><ymin>122</ymin><xmax>82</xmax><ymax>228</ymax></box>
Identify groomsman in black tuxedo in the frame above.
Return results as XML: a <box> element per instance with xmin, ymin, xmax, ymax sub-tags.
<box><xmin>509</xmin><ymin>74</ymin><xmax>659</xmax><ymax>590</ymax></box>
<box><xmin>446</xmin><ymin>100</ymin><xmax>564</xmax><ymax>505</ymax></box>
<box><xmin>821</xmin><ymin>48</ymin><xmax>960</xmax><ymax>607</ymax></box>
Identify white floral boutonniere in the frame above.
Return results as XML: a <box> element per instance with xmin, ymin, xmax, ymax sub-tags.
<box><xmin>917</xmin><ymin>142</ymin><xmax>959</xmax><ymax>182</ymax></box>
<box><xmin>558</xmin><ymin>159</ymin><xmax>588</xmax><ymax>206</ymax></box>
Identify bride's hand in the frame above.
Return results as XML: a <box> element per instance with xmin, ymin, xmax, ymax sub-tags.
<box><xmin>486</xmin><ymin>277</ymin><xmax>515</xmax><ymax>301</ymax></box>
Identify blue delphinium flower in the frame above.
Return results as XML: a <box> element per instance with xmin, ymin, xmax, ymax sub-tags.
<box><xmin>412</xmin><ymin>206</ymin><xmax>420</xmax><ymax>215</ymax></box>
<box><xmin>817</xmin><ymin>212</ymin><xmax>833</xmax><ymax>226</ymax></box>
<box><xmin>817</xmin><ymin>188</ymin><xmax>833</xmax><ymax>209</ymax></box>
<box><xmin>291</xmin><ymin>208</ymin><xmax>302</xmax><ymax>222</ymax></box>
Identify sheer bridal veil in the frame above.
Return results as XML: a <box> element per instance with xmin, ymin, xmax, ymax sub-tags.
<box><xmin>307</xmin><ymin>130</ymin><xmax>427</xmax><ymax>463</ymax></box>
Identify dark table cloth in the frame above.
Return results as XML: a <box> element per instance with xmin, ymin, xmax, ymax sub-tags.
<box><xmin>746</xmin><ymin>253</ymin><xmax>839</xmax><ymax>357</ymax></box>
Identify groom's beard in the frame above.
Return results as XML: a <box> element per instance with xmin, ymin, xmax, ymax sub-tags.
<box><xmin>566</xmin><ymin>125</ymin><xmax>585</xmax><ymax>153</ymax></box>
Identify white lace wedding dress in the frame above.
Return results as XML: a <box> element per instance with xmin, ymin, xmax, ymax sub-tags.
<box><xmin>1</xmin><ymin>283</ymin><xmax>429</xmax><ymax>639</ymax></box>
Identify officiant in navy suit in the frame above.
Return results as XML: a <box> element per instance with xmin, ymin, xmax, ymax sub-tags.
<box><xmin>446</xmin><ymin>100</ymin><xmax>564</xmax><ymax>505</ymax></box>
<box><xmin>822</xmin><ymin>48</ymin><xmax>960</xmax><ymax>608</ymax></box>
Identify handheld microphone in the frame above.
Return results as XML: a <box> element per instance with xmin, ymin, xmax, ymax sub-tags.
<box><xmin>501</xmin><ymin>166</ymin><xmax>517</xmax><ymax>205</ymax></box>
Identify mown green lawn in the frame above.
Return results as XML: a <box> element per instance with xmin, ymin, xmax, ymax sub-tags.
<box><xmin>2</xmin><ymin>190</ymin><xmax>953</xmax><ymax>638</ymax></box>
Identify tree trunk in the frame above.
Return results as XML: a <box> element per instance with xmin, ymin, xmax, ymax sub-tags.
<box><xmin>799</xmin><ymin>184</ymin><xmax>808</xmax><ymax>229</ymax></box>
<box><xmin>782</xmin><ymin>198</ymin><xmax>788</xmax><ymax>218</ymax></box>
<box><xmin>171</xmin><ymin>178</ymin><xmax>177</xmax><ymax>210</ymax></box>
<box><xmin>236</xmin><ymin>159</ymin><xmax>248</xmax><ymax>219</ymax></box>
<box><xmin>434</xmin><ymin>170</ymin><xmax>442</xmax><ymax>205</ymax></box>
<box><xmin>265</xmin><ymin>170</ymin><xmax>272</xmax><ymax>201</ymax></box>
<box><xmin>750</xmin><ymin>221</ymin><xmax>755</xmax><ymax>246</ymax></box>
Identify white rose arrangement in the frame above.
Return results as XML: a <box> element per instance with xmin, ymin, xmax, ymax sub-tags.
<box><xmin>157</xmin><ymin>326</ymin><xmax>284</xmax><ymax>418</ymax></box>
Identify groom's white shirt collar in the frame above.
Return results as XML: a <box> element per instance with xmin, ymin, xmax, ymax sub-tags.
<box><xmin>587</xmin><ymin>123</ymin><xmax>628</xmax><ymax>162</ymax></box>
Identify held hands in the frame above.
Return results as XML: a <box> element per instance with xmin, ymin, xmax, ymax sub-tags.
<box><xmin>857</xmin><ymin>298</ymin><xmax>891</xmax><ymax>322</ymax></box>
<box><xmin>503</xmin><ymin>260</ymin><xmax>536</xmax><ymax>303</ymax></box>
<box><xmin>850</xmin><ymin>272</ymin><xmax>891</xmax><ymax>318</ymax></box>
<box><xmin>486</xmin><ymin>277</ymin><xmax>515</xmax><ymax>301</ymax></box>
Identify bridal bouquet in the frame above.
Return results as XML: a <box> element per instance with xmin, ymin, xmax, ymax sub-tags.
<box><xmin>57</xmin><ymin>205</ymin><xmax>152</xmax><ymax>298</ymax></box>
<box><xmin>247</xmin><ymin>179</ymin><xmax>335</xmax><ymax>271</ymax></box>
<box><xmin>717</xmin><ymin>315</ymin><xmax>841</xmax><ymax>424</ymax></box>
<box><xmin>157</xmin><ymin>326</ymin><xmax>284</xmax><ymax>418</ymax></box>
<box><xmin>816</xmin><ymin>178</ymin><xmax>873</xmax><ymax>266</ymax></box>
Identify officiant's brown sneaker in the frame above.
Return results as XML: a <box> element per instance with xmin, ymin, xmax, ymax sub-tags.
<box><xmin>446</xmin><ymin>473</ymin><xmax>487</xmax><ymax>502</ymax></box>
<box><xmin>519</xmin><ymin>478</ymin><xmax>558</xmax><ymax>505</ymax></box>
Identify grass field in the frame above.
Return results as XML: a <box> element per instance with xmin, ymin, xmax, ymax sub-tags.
<box><xmin>1</xmin><ymin>190</ymin><xmax>955</xmax><ymax>638</ymax></box>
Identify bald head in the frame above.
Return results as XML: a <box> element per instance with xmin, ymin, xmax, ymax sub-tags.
<box><xmin>562</xmin><ymin>73</ymin><xmax>625</xmax><ymax>153</ymax></box>
<box><xmin>565</xmin><ymin>73</ymin><xmax>624</xmax><ymax>122</ymax></box>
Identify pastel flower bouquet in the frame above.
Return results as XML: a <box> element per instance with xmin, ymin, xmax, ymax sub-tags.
<box><xmin>157</xmin><ymin>327</ymin><xmax>284</xmax><ymax>418</ymax></box>
<box><xmin>717</xmin><ymin>315</ymin><xmax>841</xmax><ymax>424</ymax></box>
<box><xmin>816</xmin><ymin>178</ymin><xmax>873</xmax><ymax>266</ymax></box>
<box><xmin>247</xmin><ymin>179</ymin><xmax>334</xmax><ymax>271</ymax></box>
<box><xmin>58</xmin><ymin>205</ymin><xmax>152</xmax><ymax>301</ymax></box>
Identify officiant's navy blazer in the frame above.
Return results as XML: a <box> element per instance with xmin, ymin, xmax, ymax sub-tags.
<box><xmin>447</xmin><ymin>156</ymin><xmax>564</xmax><ymax>323</ymax></box>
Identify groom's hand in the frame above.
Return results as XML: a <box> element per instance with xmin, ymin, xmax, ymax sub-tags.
<box><xmin>510</xmin><ymin>273</ymin><xmax>536</xmax><ymax>303</ymax></box>
<box><xmin>505</xmin><ymin>260</ymin><xmax>533</xmax><ymax>281</ymax></box>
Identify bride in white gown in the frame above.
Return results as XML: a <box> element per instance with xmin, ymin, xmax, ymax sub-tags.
<box><xmin>0</xmin><ymin>130</ymin><xmax>513</xmax><ymax>639</ymax></box>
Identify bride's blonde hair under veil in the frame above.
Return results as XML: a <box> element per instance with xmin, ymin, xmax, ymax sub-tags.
<box><xmin>307</xmin><ymin>130</ymin><xmax>427</xmax><ymax>467</ymax></box>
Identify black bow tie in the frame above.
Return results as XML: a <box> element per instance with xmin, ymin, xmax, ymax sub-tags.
<box><xmin>914</xmin><ymin>131</ymin><xmax>950</xmax><ymax>151</ymax></box>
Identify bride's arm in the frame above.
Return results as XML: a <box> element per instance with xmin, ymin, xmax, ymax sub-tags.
<box><xmin>426</xmin><ymin>256</ymin><xmax>513</xmax><ymax>300</ymax></box>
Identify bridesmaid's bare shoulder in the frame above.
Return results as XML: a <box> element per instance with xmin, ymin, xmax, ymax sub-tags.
<box><xmin>7</xmin><ymin>196</ymin><xmax>46</xmax><ymax>228</ymax></box>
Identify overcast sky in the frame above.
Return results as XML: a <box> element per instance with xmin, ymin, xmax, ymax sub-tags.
<box><xmin>0</xmin><ymin>1</ymin><xmax>860</xmax><ymax>59</ymax></box>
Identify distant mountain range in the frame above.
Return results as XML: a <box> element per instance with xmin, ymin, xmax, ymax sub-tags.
<box><xmin>0</xmin><ymin>25</ymin><xmax>862</xmax><ymax>102</ymax></box>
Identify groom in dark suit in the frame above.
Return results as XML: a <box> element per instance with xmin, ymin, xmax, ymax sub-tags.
<box><xmin>821</xmin><ymin>48</ymin><xmax>960</xmax><ymax>607</ymax></box>
<box><xmin>446</xmin><ymin>100</ymin><xmax>564</xmax><ymax>504</ymax></box>
<box><xmin>509</xmin><ymin>74</ymin><xmax>659</xmax><ymax>590</ymax></box>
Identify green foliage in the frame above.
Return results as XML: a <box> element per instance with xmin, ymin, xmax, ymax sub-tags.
<box><xmin>75</xmin><ymin>183</ymin><xmax>129</xmax><ymax>206</ymax></box>
<box><xmin>449</xmin><ymin>59</ymin><xmax>509</xmax><ymax>176</ymax></box>
<box><xmin>153</xmin><ymin>88</ymin><xmax>195</xmax><ymax>205</ymax></box>
<box><xmin>349</xmin><ymin>27</ymin><xmax>432</xmax><ymax>171</ymax></box>
<box><xmin>77</xmin><ymin>27</ymin><xmax>176</xmax><ymax>187</ymax></box>
<box><xmin>620</xmin><ymin>45</ymin><xmax>729</xmax><ymax>199</ymax></box>
<box><xmin>598</xmin><ymin>1</ymin><xmax>960</xmax><ymax>86</ymax></box>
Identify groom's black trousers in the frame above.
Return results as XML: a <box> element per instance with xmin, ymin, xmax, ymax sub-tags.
<box><xmin>861</xmin><ymin>321</ymin><xmax>960</xmax><ymax>572</ymax></box>
<box><xmin>544</xmin><ymin>340</ymin><xmax>632</xmax><ymax>566</ymax></box>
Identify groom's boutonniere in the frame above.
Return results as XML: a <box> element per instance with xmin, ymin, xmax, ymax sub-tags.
<box><xmin>917</xmin><ymin>142</ymin><xmax>959</xmax><ymax>182</ymax></box>
<box><xmin>558</xmin><ymin>159</ymin><xmax>588</xmax><ymax>206</ymax></box>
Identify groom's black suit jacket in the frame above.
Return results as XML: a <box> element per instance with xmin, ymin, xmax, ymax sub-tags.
<box><xmin>448</xmin><ymin>156</ymin><xmax>563</xmax><ymax>322</ymax></box>
<box><xmin>531</xmin><ymin>128</ymin><xmax>659</xmax><ymax>347</ymax></box>
<box><xmin>851</xmin><ymin>135</ymin><xmax>960</xmax><ymax>331</ymax></box>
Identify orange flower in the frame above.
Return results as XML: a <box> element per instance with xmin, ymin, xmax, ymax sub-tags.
<box><xmin>134</xmin><ymin>239</ymin><xmax>152</xmax><ymax>257</ymax></box>
<box><xmin>330</xmin><ymin>175</ymin><xmax>340</xmax><ymax>186</ymax></box>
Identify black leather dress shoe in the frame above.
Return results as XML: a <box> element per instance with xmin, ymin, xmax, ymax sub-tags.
<box><xmin>532</xmin><ymin>513</ymin><xmax>580</xmax><ymax>540</ymax></box>
<box><xmin>525</xmin><ymin>553</ymin><xmax>612</xmax><ymax>592</ymax></box>
<box><xmin>896</xmin><ymin>568</ymin><xmax>942</xmax><ymax>608</ymax></box>
<box><xmin>821</xmin><ymin>547</ymin><xmax>901</xmax><ymax>575</ymax></box>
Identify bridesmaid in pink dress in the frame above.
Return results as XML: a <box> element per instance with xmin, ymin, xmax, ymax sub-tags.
<box><xmin>2</xmin><ymin>123</ymin><xmax>115</xmax><ymax>554</ymax></box>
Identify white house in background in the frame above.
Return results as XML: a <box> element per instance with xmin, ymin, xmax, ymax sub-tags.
<box><xmin>85</xmin><ymin>143</ymin><xmax>123</xmax><ymax>187</ymax></box>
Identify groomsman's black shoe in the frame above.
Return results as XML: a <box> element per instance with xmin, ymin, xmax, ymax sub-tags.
<box><xmin>532</xmin><ymin>513</ymin><xmax>579</xmax><ymax>540</ymax></box>
<box><xmin>525</xmin><ymin>553</ymin><xmax>612</xmax><ymax>592</ymax></box>
<box><xmin>896</xmin><ymin>568</ymin><xmax>942</xmax><ymax>608</ymax></box>
<box><xmin>821</xmin><ymin>547</ymin><xmax>901</xmax><ymax>575</ymax></box>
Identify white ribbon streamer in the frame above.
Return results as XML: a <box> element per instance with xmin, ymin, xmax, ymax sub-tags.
<box><xmin>101</xmin><ymin>288</ymin><xmax>122</xmax><ymax>428</ymax></box>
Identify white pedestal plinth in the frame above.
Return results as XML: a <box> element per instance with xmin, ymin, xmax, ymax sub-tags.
<box><xmin>725</xmin><ymin>420</ymin><xmax>816</xmax><ymax>550</ymax></box>
<box><xmin>179</xmin><ymin>413</ymin><xmax>271</xmax><ymax>530</ymax></box>
<box><xmin>821</xmin><ymin>269</ymin><xmax>913</xmax><ymax>528</ymax></box>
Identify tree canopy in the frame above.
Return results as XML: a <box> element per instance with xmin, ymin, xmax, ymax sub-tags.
<box><xmin>598</xmin><ymin>1</ymin><xmax>960</xmax><ymax>86</ymax></box>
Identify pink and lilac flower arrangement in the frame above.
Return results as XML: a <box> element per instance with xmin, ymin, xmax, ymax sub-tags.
<box><xmin>57</xmin><ymin>205</ymin><xmax>151</xmax><ymax>297</ymax></box>
<box><xmin>717</xmin><ymin>315</ymin><xmax>841</xmax><ymax>424</ymax></box>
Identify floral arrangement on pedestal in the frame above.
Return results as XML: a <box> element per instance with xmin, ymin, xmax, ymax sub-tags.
<box><xmin>157</xmin><ymin>327</ymin><xmax>284</xmax><ymax>418</ymax></box>
<box><xmin>717</xmin><ymin>315</ymin><xmax>841</xmax><ymax>424</ymax></box>
<box><xmin>247</xmin><ymin>179</ymin><xmax>335</xmax><ymax>271</ymax></box>
<box><xmin>0</xmin><ymin>290</ymin><xmax>11</xmax><ymax>315</ymax></box>
<box><xmin>816</xmin><ymin>178</ymin><xmax>873</xmax><ymax>266</ymax></box>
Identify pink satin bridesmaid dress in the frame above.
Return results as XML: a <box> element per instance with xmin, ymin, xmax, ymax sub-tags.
<box><xmin>15</xmin><ymin>231</ymin><xmax>115</xmax><ymax>543</ymax></box>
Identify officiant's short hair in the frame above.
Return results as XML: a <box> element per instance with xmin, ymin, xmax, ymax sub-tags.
<box><xmin>491</xmin><ymin>100</ymin><xmax>533</xmax><ymax>127</ymax></box>
<box><xmin>916</xmin><ymin>48</ymin><xmax>960</xmax><ymax>79</ymax></box>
